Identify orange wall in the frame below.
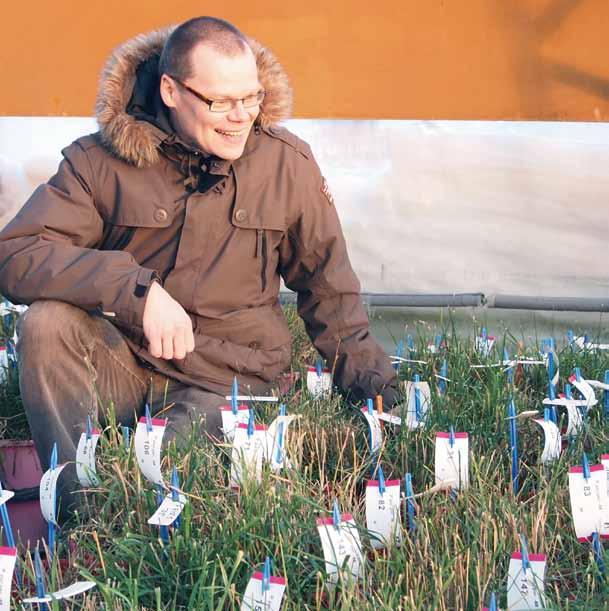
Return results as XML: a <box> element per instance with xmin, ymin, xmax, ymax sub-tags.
<box><xmin>2</xmin><ymin>0</ymin><xmax>608</xmax><ymax>120</ymax></box>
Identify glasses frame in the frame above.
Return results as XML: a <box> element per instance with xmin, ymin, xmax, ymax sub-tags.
<box><xmin>169</xmin><ymin>75</ymin><xmax>265</xmax><ymax>113</ymax></box>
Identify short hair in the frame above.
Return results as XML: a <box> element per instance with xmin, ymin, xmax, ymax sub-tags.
<box><xmin>159</xmin><ymin>16</ymin><xmax>250</xmax><ymax>81</ymax></box>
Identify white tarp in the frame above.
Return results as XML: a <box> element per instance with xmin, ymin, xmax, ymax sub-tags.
<box><xmin>1</xmin><ymin>117</ymin><xmax>608</xmax><ymax>298</ymax></box>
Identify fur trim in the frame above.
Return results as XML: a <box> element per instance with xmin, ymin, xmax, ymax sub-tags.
<box><xmin>95</xmin><ymin>27</ymin><xmax>293</xmax><ymax>167</ymax></box>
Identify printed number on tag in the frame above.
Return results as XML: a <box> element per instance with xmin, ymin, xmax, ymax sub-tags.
<box><xmin>134</xmin><ymin>417</ymin><xmax>167</xmax><ymax>486</ymax></box>
<box><xmin>76</xmin><ymin>430</ymin><xmax>101</xmax><ymax>487</ymax></box>
<box><xmin>507</xmin><ymin>552</ymin><xmax>546</xmax><ymax>610</ymax></box>
<box><xmin>435</xmin><ymin>432</ymin><xmax>469</xmax><ymax>490</ymax></box>
<box><xmin>365</xmin><ymin>480</ymin><xmax>402</xmax><ymax>549</ymax></box>
<box><xmin>316</xmin><ymin>514</ymin><xmax>363</xmax><ymax>583</ymax></box>
<box><xmin>240</xmin><ymin>572</ymin><xmax>286</xmax><ymax>611</ymax></box>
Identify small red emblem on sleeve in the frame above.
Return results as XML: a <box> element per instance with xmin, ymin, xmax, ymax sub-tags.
<box><xmin>320</xmin><ymin>177</ymin><xmax>334</xmax><ymax>206</ymax></box>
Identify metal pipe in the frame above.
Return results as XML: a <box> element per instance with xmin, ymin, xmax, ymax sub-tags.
<box><xmin>279</xmin><ymin>292</ymin><xmax>483</xmax><ymax>307</ymax></box>
<box><xmin>486</xmin><ymin>294</ymin><xmax>609</xmax><ymax>312</ymax></box>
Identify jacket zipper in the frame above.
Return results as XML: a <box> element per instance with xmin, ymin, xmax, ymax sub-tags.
<box><xmin>255</xmin><ymin>229</ymin><xmax>267</xmax><ymax>293</ymax></box>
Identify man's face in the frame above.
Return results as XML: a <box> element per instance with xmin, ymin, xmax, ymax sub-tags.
<box><xmin>162</xmin><ymin>43</ymin><xmax>261</xmax><ymax>160</ymax></box>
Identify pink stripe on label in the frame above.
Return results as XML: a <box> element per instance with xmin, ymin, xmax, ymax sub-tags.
<box><xmin>138</xmin><ymin>417</ymin><xmax>167</xmax><ymax>426</ymax></box>
<box><xmin>91</xmin><ymin>429</ymin><xmax>101</xmax><ymax>436</ymax></box>
<box><xmin>367</xmin><ymin>479</ymin><xmax>400</xmax><ymax>488</ymax></box>
<box><xmin>0</xmin><ymin>346</ymin><xmax>6</xmax><ymax>352</ymax></box>
<box><xmin>511</xmin><ymin>551</ymin><xmax>546</xmax><ymax>562</ymax></box>
<box><xmin>316</xmin><ymin>513</ymin><xmax>354</xmax><ymax>526</ymax></box>
<box><xmin>220</xmin><ymin>405</ymin><xmax>248</xmax><ymax>411</ymax></box>
<box><xmin>307</xmin><ymin>367</ymin><xmax>330</xmax><ymax>373</ymax></box>
<box><xmin>236</xmin><ymin>423</ymin><xmax>267</xmax><ymax>431</ymax></box>
<box><xmin>0</xmin><ymin>547</ymin><xmax>16</xmax><ymax>556</ymax></box>
<box><xmin>436</xmin><ymin>432</ymin><xmax>468</xmax><ymax>439</ymax></box>
<box><xmin>570</xmin><ymin>464</ymin><xmax>604</xmax><ymax>474</ymax></box>
<box><xmin>569</xmin><ymin>374</ymin><xmax>576</xmax><ymax>383</ymax></box>
<box><xmin>601</xmin><ymin>454</ymin><xmax>609</xmax><ymax>461</ymax></box>
<box><xmin>252</xmin><ymin>572</ymin><xmax>286</xmax><ymax>585</ymax></box>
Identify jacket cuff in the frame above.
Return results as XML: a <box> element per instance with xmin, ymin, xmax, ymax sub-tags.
<box><xmin>120</xmin><ymin>267</ymin><xmax>161</xmax><ymax>328</ymax></box>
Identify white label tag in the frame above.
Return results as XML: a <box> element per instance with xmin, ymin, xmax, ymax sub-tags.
<box><xmin>76</xmin><ymin>429</ymin><xmax>101</xmax><ymax>487</ymax></box>
<box><xmin>306</xmin><ymin>367</ymin><xmax>332</xmax><ymax>398</ymax></box>
<box><xmin>266</xmin><ymin>415</ymin><xmax>298</xmax><ymax>472</ymax></box>
<box><xmin>434</xmin><ymin>432</ymin><xmax>469</xmax><ymax>490</ymax></box>
<box><xmin>39</xmin><ymin>463</ymin><xmax>68</xmax><ymax>525</ymax></box>
<box><xmin>316</xmin><ymin>514</ymin><xmax>363</xmax><ymax>583</ymax></box>
<box><xmin>475</xmin><ymin>335</ymin><xmax>495</xmax><ymax>357</ymax></box>
<box><xmin>403</xmin><ymin>381</ymin><xmax>431</xmax><ymax>428</ymax></box>
<box><xmin>377</xmin><ymin>412</ymin><xmax>402</xmax><ymax>425</ymax></box>
<box><xmin>507</xmin><ymin>552</ymin><xmax>546</xmax><ymax>610</ymax></box>
<box><xmin>220</xmin><ymin>406</ymin><xmax>250</xmax><ymax>443</ymax></box>
<box><xmin>22</xmin><ymin>580</ymin><xmax>96</xmax><ymax>603</ymax></box>
<box><xmin>569</xmin><ymin>375</ymin><xmax>598</xmax><ymax>408</ymax></box>
<box><xmin>533</xmin><ymin>419</ymin><xmax>561</xmax><ymax>464</ymax></box>
<box><xmin>365</xmin><ymin>480</ymin><xmax>402</xmax><ymax>549</ymax></box>
<box><xmin>565</xmin><ymin>402</ymin><xmax>585</xmax><ymax>436</ymax></box>
<box><xmin>135</xmin><ymin>417</ymin><xmax>167</xmax><ymax>486</ymax></box>
<box><xmin>0</xmin><ymin>490</ymin><xmax>14</xmax><ymax>507</ymax></box>
<box><xmin>230</xmin><ymin>424</ymin><xmax>267</xmax><ymax>488</ymax></box>
<box><xmin>360</xmin><ymin>408</ymin><xmax>383</xmax><ymax>453</ymax></box>
<box><xmin>147</xmin><ymin>493</ymin><xmax>187</xmax><ymax>526</ymax></box>
<box><xmin>541</xmin><ymin>349</ymin><xmax>559</xmax><ymax>386</ymax></box>
<box><xmin>240</xmin><ymin>572</ymin><xmax>286</xmax><ymax>611</ymax></box>
<box><xmin>568</xmin><ymin>464</ymin><xmax>609</xmax><ymax>540</ymax></box>
<box><xmin>0</xmin><ymin>547</ymin><xmax>16</xmax><ymax>611</ymax></box>
<box><xmin>602</xmin><ymin>454</ymin><xmax>609</xmax><ymax>497</ymax></box>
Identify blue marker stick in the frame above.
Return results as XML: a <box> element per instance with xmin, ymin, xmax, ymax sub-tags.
<box><xmin>275</xmin><ymin>421</ymin><xmax>285</xmax><ymax>465</ymax></box>
<box><xmin>488</xmin><ymin>592</ymin><xmax>497</xmax><ymax>611</ymax></box>
<box><xmin>171</xmin><ymin>467</ymin><xmax>181</xmax><ymax>529</ymax></box>
<box><xmin>404</xmin><ymin>473</ymin><xmax>415</xmax><ymax>533</ymax></box>
<box><xmin>435</xmin><ymin>334</ymin><xmax>442</xmax><ymax>351</ymax></box>
<box><xmin>544</xmin><ymin>407</ymin><xmax>550</xmax><ymax>422</ymax></box>
<box><xmin>367</xmin><ymin>398</ymin><xmax>374</xmax><ymax>415</ymax></box>
<box><xmin>262</xmin><ymin>556</ymin><xmax>272</xmax><ymax>593</ymax></box>
<box><xmin>519</xmin><ymin>534</ymin><xmax>530</xmax><ymax>571</ymax></box>
<box><xmin>377</xmin><ymin>464</ymin><xmax>386</xmax><ymax>496</ymax></box>
<box><xmin>145</xmin><ymin>403</ymin><xmax>153</xmax><ymax>432</ymax></box>
<box><xmin>413</xmin><ymin>374</ymin><xmax>421</xmax><ymax>421</ymax></box>
<box><xmin>439</xmin><ymin>359</ymin><xmax>448</xmax><ymax>395</ymax></box>
<box><xmin>157</xmin><ymin>486</ymin><xmax>169</xmax><ymax>543</ymax></box>
<box><xmin>332</xmin><ymin>499</ymin><xmax>341</xmax><ymax>531</ymax></box>
<box><xmin>48</xmin><ymin>443</ymin><xmax>58</xmax><ymax>560</ymax></box>
<box><xmin>508</xmin><ymin>400</ymin><xmax>519</xmax><ymax>494</ymax></box>
<box><xmin>231</xmin><ymin>377</ymin><xmax>239</xmax><ymax>415</ymax></box>
<box><xmin>122</xmin><ymin>426</ymin><xmax>130</xmax><ymax>450</ymax></box>
<box><xmin>279</xmin><ymin>404</ymin><xmax>286</xmax><ymax>417</ymax></box>
<box><xmin>567</xmin><ymin>329</ymin><xmax>574</xmax><ymax>345</ymax></box>
<box><xmin>583</xmin><ymin>453</ymin><xmax>591</xmax><ymax>480</ymax></box>
<box><xmin>481</xmin><ymin>327</ymin><xmax>487</xmax><ymax>342</ymax></box>
<box><xmin>315</xmin><ymin>358</ymin><xmax>323</xmax><ymax>378</ymax></box>
<box><xmin>247</xmin><ymin>409</ymin><xmax>255</xmax><ymax>437</ymax></box>
<box><xmin>34</xmin><ymin>547</ymin><xmax>49</xmax><ymax>611</ymax></box>
<box><xmin>449</xmin><ymin>426</ymin><xmax>455</xmax><ymax>448</ymax></box>
<box><xmin>86</xmin><ymin>415</ymin><xmax>93</xmax><ymax>440</ymax></box>
<box><xmin>574</xmin><ymin>367</ymin><xmax>582</xmax><ymax>383</ymax></box>
<box><xmin>592</xmin><ymin>532</ymin><xmax>605</xmax><ymax>578</ymax></box>
<box><xmin>604</xmin><ymin>371</ymin><xmax>609</xmax><ymax>418</ymax></box>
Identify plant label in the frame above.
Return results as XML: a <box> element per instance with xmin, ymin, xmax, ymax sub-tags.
<box><xmin>475</xmin><ymin>335</ymin><xmax>495</xmax><ymax>357</ymax></box>
<box><xmin>230</xmin><ymin>424</ymin><xmax>267</xmax><ymax>488</ymax></box>
<box><xmin>0</xmin><ymin>490</ymin><xmax>14</xmax><ymax>508</ymax></box>
<box><xmin>601</xmin><ymin>455</ymin><xmax>609</xmax><ymax>497</ymax></box>
<box><xmin>568</xmin><ymin>464</ymin><xmax>609</xmax><ymax>540</ymax></box>
<box><xmin>39</xmin><ymin>463</ymin><xmax>68</xmax><ymax>525</ymax></box>
<box><xmin>568</xmin><ymin>375</ymin><xmax>598</xmax><ymax>408</ymax></box>
<box><xmin>360</xmin><ymin>408</ymin><xmax>383</xmax><ymax>453</ymax></box>
<box><xmin>435</xmin><ymin>432</ymin><xmax>469</xmax><ymax>490</ymax></box>
<box><xmin>404</xmin><ymin>381</ymin><xmax>431</xmax><ymax>428</ymax></box>
<box><xmin>76</xmin><ymin>429</ymin><xmax>101</xmax><ymax>487</ymax></box>
<box><xmin>377</xmin><ymin>412</ymin><xmax>402</xmax><ymax>425</ymax></box>
<box><xmin>533</xmin><ymin>419</ymin><xmax>561</xmax><ymax>464</ymax></box>
<box><xmin>266</xmin><ymin>414</ymin><xmax>298</xmax><ymax>472</ymax></box>
<box><xmin>220</xmin><ymin>405</ymin><xmax>250</xmax><ymax>443</ymax></box>
<box><xmin>134</xmin><ymin>417</ymin><xmax>167</xmax><ymax>487</ymax></box>
<box><xmin>240</xmin><ymin>572</ymin><xmax>286</xmax><ymax>611</ymax></box>
<box><xmin>0</xmin><ymin>547</ymin><xmax>16</xmax><ymax>611</ymax></box>
<box><xmin>22</xmin><ymin>581</ymin><xmax>96</xmax><ymax>603</ymax></box>
<box><xmin>507</xmin><ymin>552</ymin><xmax>546</xmax><ymax>610</ymax></box>
<box><xmin>565</xmin><ymin>402</ymin><xmax>585</xmax><ymax>436</ymax></box>
<box><xmin>316</xmin><ymin>513</ymin><xmax>363</xmax><ymax>583</ymax></box>
<box><xmin>365</xmin><ymin>479</ymin><xmax>402</xmax><ymax>549</ymax></box>
<box><xmin>148</xmin><ymin>492</ymin><xmax>187</xmax><ymax>526</ymax></box>
<box><xmin>306</xmin><ymin>366</ymin><xmax>332</xmax><ymax>398</ymax></box>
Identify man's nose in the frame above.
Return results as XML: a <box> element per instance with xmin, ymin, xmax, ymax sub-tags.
<box><xmin>228</xmin><ymin>100</ymin><xmax>250</xmax><ymax>122</ymax></box>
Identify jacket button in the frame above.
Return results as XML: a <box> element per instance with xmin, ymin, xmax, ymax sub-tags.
<box><xmin>235</xmin><ymin>209</ymin><xmax>247</xmax><ymax>222</ymax></box>
<box><xmin>154</xmin><ymin>208</ymin><xmax>168</xmax><ymax>223</ymax></box>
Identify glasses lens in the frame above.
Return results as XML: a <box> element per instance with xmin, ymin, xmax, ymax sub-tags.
<box><xmin>243</xmin><ymin>91</ymin><xmax>266</xmax><ymax>108</ymax></box>
<box><xmin>209</xmin><ymin>100</ymin><xmax>233</xmax><ymax>113</ymax></box>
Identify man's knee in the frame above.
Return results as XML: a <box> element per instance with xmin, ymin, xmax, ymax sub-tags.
<box><xmin>18</xmin><ymin>300</ymin><xmax>89</xmax><ymax>345</ymax></box>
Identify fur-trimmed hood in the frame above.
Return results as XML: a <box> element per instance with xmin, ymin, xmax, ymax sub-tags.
<box><xmin>95</xmin><ymin>26</ymin><xmax>293</xmax><ymax>168</ymax></box>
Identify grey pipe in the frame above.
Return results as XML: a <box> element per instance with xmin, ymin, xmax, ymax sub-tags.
<box><xmin>279</xmin><ymin>292</ymin><xmax>484</xmax><ymax>307</ymax></box>
<box><xmin>487</xmin><ymin>294</ymin><xmax>609</xmax><ymax>312</ymax></box>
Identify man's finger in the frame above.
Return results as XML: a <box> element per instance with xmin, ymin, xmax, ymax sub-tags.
<box><xmin>147</xmin><ymin>330</ymin><xmax>162</xmax><ymax>358</ymax></box>
<box><xmin>161</xmin><ymin>333</ymin><xmax>174</xmax><ymax>360</ymax></box>
<box><xmin>173</xmin><ymin>330</ymin><xmax>186</xmax><ymax>360</ymax></box>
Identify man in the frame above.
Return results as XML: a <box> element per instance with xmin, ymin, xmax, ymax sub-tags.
<box><xmin>0</xmin><ymin>17</ymin><xmax>397</xmax><ymax>494</ymax></box>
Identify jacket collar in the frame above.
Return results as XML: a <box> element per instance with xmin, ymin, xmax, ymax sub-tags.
<box><xmin>95</xmin><ymin>26</ymin><xmax>293</xmax><ymax>168</ymax></box>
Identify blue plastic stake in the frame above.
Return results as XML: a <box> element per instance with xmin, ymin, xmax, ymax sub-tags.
<box><xmin>565</xmin><ymin>384</ymin><xmax>572</xmax><ymax>400</ymax></box>
<box><xmin>394</xmin><ymin>340</ymin><xmax>404</xmax><ymax>371</ymax></box>
<box><xmin>488</xmin><ymin>592</ymin><xmax>497</xmax><ymax>611</ymax></box>
<box><xmin>413</xmin><ymin>374</ymin><xmax>422</xmax><ymax>421</ymax></box>
<box><xmin>435</xmin><ymin>334</ymin><xmax>442</xmax><ymax>351</ymax></box>
<box><xmin>34</xmin><ymin>547</ymin><xmax>49</xmax><ymax>610</ymax></box>
<box><xmin>404</xmin><ymin>473</ymin><xmax>415</xmax><ymax>533</ymax></box>
<box><xmin>449</xmin><ymin>426</ymin><xmax>455</xmax><ymax>448</ymax></box>
<box><xmin>145</xmin><ymin>403</ymin><xmax>153</xmax><ymax>433</ymax></box>
<box><xmin>122</xmin><ymin>426</ymin><xmax>130</xmax><ymax>449</ymax></box>
<box><xmin>231</xmin><ymin>377</ymin><xmax>239</xmax><ymax>415</ymax></box>
<box><xmin>439</xmin><ymin>359</ymin><xmax>448</xmax><ymax>395</ymax></box>
<box><xmin>567</xmin><ymin>329</ymin><xmax>574</xmax><ymax>345</ymax></box>
<box><xmin>247</xmin><ymin>409</ymin><xmax>255</xmax><ymax>437</ymax></box>
<box><xmin>582</xmin><ymin>453</ymin><xmax>591</xmax><ymax>480</ymax></box>
<box><xmin>377</xmin><ymin>464</ymin><xmax>386</xmax><ymax>496</ymax></box>
<box><xmin>604</xmin><ymin>371</ymin><xmax>609</xmax><ymax>418</ymax></box>
<box><xmin>279</xmin><ymin>404</ymin><xmax>286</xmax><ymax>417</ymax></box>
<box><xmin>508</xmin><ymin>400</ymin><xmax>519</xmax><ymax>494</ymax></box>
<box><xmin>592</xmin><ymin>531</ymin><xmax>605</xmax><ymax>578</ymax></box>
<box><xmin>48</xmin><ymin>442</ymin><xmax>58</xmax><ymax>560</ymax></box>
<box><xmin>157</xmin><ymin>486</ymin><xmax>169</xmax><ymax>543</ymax></box>
<box><xmin>275</xmin><ymin>420</ymin><xmax>285</xmax><ymax>466</ymax></box>
<box><xmin>481</xmin><ymin>327</ymin><xmax>487</xmax><ymax>342</ymax></box>
<box><xmin>367</xmin><ymin>398</ymin><xmax>374</xmax><ymax>415</ymax></box>
<box><xmin>519</xmin><ymin>534</ymin><xmax>531</xmax><ymax>571</ymax></box>
<box><xmin>544</xmin><ymin>407</ymin><xmax>550</xmax><ymax>422</ymax></box>
<box><xmin>262</xmin><ymin>556</ymin><xmax>272</xmax><ymax>593</ymax></box>
<box><xmin>171</xmin><ymin>467</ymin><xmax>181</xmax><ymax>529</ymax></box>
<box><xmin>332</xmin><ymin>499</ymin><xmax>341</xmax><ymax>531</ymax></box>
<box><xmin>575</xmin><ymin>367</ymin><xmax>582</xmax><ymax>383</ymax></box>
<box><xmin>315</xmin><ymin>358</ymin><xmax>323</xmax><ymax>378</ymax></box>
<box><xmin>86</xmin><ymin>415</ymin><xmax>93</xmax><ymax>441</ymax></box>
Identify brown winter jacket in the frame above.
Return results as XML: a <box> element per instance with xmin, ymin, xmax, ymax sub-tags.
<box><xmin>0</xmin><ymin>27</ymin><xmax>398</xmax><ymax>404</ymax></box>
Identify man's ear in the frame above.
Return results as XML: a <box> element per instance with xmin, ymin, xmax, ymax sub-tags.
<box><xmin>160</xmin><ymin>74</ymin><xmax>177</xmax><ymax>109</ymax></box>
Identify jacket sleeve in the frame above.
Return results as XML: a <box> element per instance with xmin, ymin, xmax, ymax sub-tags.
<box><xmin>0</xmin><ymin>141</ymin><xmax>158</xmax><ymax>328</ymax></box>
<box><xmin>279</xmin><ymin>155</ymin><xmax>398</xmax><ymax>406</ymax></box>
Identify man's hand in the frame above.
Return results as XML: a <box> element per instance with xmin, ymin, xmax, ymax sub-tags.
<box><xmin>142</xmin><ymin>281</ymin><xmax>195</xmax><ymax>360</ymax></box>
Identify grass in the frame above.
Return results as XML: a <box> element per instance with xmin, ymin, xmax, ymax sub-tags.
<box><xmin>5</xmin><ymin>306</ymin><xmax>609</xmax><ymax>609</ymax></box>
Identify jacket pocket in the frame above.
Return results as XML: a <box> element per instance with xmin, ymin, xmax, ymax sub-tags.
<box><xmin>255</xmin><ymin>229</ymin><xmax>268</xmax><ymax>293</ymax></box>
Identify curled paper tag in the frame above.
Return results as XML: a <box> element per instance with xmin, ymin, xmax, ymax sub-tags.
<box><xmin>361</xmin><ymin>408</ymin><xmax>383</xmax><ymax>453</ymax></box>
<box><xmin>0</xmin><ymin>490</ymin><xmax>14</xmax><ymax>507</ymax></box>
<box><xmin>568</xmin><ymin>375</ymin><xmax>598</xmax><ymax>409</ymax></box>
<box><xmin>306</xmin><ymin>366</ymin><xmax>332</xmax><ymax>398</ymax></box>
<box><xmin>220</xmin><ymin>405</ymin><xmax>250</xmax><ymax>443</ymax></box>
<box><xmin>533</xmin><ymin>419</ymin><xmax>561</xmax><ymax>464</ymax></box>
<box><xmin>240</xmin><ymin>571</ymin><xmax>286</xmax><ymax>611</ymax></box>
<box><xmin>316</xmin><ymin>514</ymin><xmax>363</xmax><ymax>583</ymax></box>
<box><xmin>507</xmin><ymin>552</ymin><xmax>546</xmax><ymax>610</ymax></box>
<box><xmin>568</xmin><ymin>464</ymin><xmax>609</xmax><ymax>540</ymax></box>
<box><xmin>601</xmin><ymin>455</ymin><xmax>609</xmax><ymax>496</ymax></box>
<box><xmin>475</xmin><ymin>335</ymin><xmax>495</xmax><ymax>357</ymax></box>
<box><xmin>435</xmin><ymin>432</ymin><xmax>469</xmax><ymax>491</ymax></box>
<box><xmin>377</xmin><ymin>412</ymin><xmax>402</xmax><ymax>425</ymax></box>
<box><xmin>0</xmin><ymin>547</ymin><xmax>16</xmax><ymax>611</ymax></box>
<box><xmin>230</xmin><ymin>424</ymin><xmax>267</xmax><ymax>488</ymax></box>
<box><xmin>147</xmin><ymin>493</ymin><xmax>187</xmax><ymax>526</ymax></box>
<box><xmin>134</xmin><ymin>417</ymin><xmax>167</xmax><ymax>486</ymax></box>
<box><xmin>565</xmin><ymin>402</ymin><xmax>585</xmax><ymax>436</ymax></box>
<box><xmin>365</xmin><ymin>479</ymin><xmax>402</xmax><ymax>549</ymax></box>
<box><xmin>22</xmin><ymin>581</ymin><xmax>96</xmax><ymax>603</ymax></box>
<box><xmin>403</xmin><ymin>381</ymin><xmax>431</xmax><ymax>429</ymax></box>
<box><xmin>39</xmin><ymin>463</ymin><xmax>68</xmax><ymax>525</ymax></box>
<box><xmin>76</xmin><ymin>429</ymin><xmax>101</xmax><ymax>487</ymax></box>
<box><xmin>266</xmin><ymin>414</ymin><xmax>298</xmax><ymax>472</ymax></box>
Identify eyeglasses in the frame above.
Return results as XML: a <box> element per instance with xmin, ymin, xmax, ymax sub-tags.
<box><xmin>169</xmin><ymin>75</ymin><xmax>265</xmax><ymax>113</ymax></box>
